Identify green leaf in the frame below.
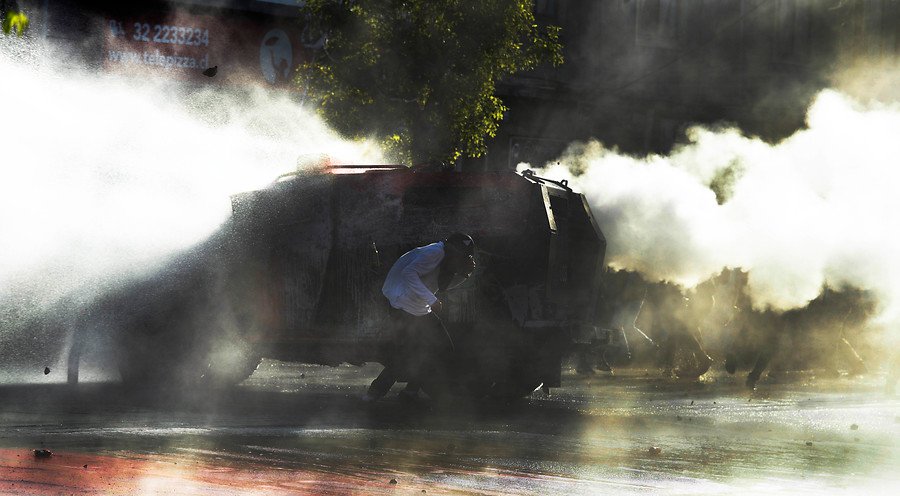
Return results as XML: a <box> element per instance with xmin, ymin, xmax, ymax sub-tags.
<box><xmin>2</xmin><ymin>11</ymin><xmax>29</xmax><ymax>36</ymax></box>
<box><xmin>296</xmin><ymin>0</ymin><xmax>562</xmax><ymax>165</ymax></box>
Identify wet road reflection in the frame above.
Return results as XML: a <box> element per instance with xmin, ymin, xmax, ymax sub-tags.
<box><xmin>1</xmin><ymin>361</ymin><xmax>898</xmax><ymax>494</ymax></box>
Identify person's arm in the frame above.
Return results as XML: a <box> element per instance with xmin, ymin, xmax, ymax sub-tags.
<box><xmin>400</xmin><ymin>247</ymin><xmax>443</xmax><ymax>308</ymax></box>
<box><xmin>443</xmin><ymin>255</ymin><xmax>476</xmax><ymax>291</ymax></box>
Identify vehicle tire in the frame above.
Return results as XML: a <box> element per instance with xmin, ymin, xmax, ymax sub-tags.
<box><xmin>194</xmin><ymin>333</ymin><xmax>262</xmax><ymax>387</ymax></box>
<box><xmin>483</xmin><ymin>375</ymin><xmax>542</xmax><ymax>401</ymax></box>
<box><xmin>672</xmin><ymin>346</ymin><xmax>711</xmax><ymax>380</ymax></box>
<box><xmin>420</xmin><ymin>364</ymin><xmax>541</xmax><ymax>402</ymax></box>
<box><xmin>116</xmin><ymin>327</ymin><xmax>261</xmax><ymax>389</ymax></box>
<box><xmin>115</xmin><ymin>328</ymin><xmax>184</xmax><ymax>386</ymax></box>
<box><xmin>115</xmin><ymin>302</ymin><xmax>261</xmax><ymax>390</ymax></box>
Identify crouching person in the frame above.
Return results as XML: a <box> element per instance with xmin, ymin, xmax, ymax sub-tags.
<box><xmin>364</xmin><ymin>233</ymin><xmax>476</xmax><ymax>402</ymax></box>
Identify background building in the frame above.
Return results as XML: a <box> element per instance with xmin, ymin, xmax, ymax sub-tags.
<box><xmin>488</xmin><ymin>0</ymin><xmax>900</xmax><ymax>170</ymax></box>
<box><xmin>17</xmin><ymin>0</ymin><xmax>310</xmax><ymax>89</ymax></box>
<box><xmin>14</xmin><ymin>0</ymin><xmax>900</xmax><ymax>170</ymax></box>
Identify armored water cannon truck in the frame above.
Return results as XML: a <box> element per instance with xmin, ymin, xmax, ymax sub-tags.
<box><xmin>68</xmin><ymin>165</ymin><xmax>612</xmax><ymax>398</ymax></box>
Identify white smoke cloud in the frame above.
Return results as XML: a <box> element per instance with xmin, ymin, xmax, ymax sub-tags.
<box><xmin>0</xmin><ymin>39</ymin><xmax>383</xmax><ymax>309</ymax></box>
<box><xmin>521</xmin><ymin>91</ymin><xmax>900</xmax><ymax>329</ymax></box>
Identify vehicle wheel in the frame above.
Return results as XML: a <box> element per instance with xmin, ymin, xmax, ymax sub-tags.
<box><xmin>115</xmin><ymin>305</ymin><xmax>261</xmax><ymax>389</ymax></box>
<box><xmin>672</xmin><ymin>346</ymin><xmax>712</xmax><ymax>379</ymax></box>
<box><xmin>484</xmin><ymin>377</ymin><xmax>542</xmax><ymax>400</ymax></box>
<box><xmin>115</xmin><ymin>326</ymin><xmax>190</xmax><ymax>386</ymax></box>
<box><xmin>117</xmin><ymin>329</ymin><xmax>260</xmax><ymax>389</ymax></box>
<box><xmin>422</xmin><ymin>368</ymin><xmax>541</xmax><ymax>402</ymax></box>
<box><xmin>195</xmin><ymin>334</ymin><xmax>262</xmax><ymax>387</ymax></box>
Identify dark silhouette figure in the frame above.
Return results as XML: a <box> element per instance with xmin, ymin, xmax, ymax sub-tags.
<box><xmin>649</xmin><ymin>282</ymin><xmax>713</xmax><ymax>379</ymax></box>
<box><xmin>365</xmin><ymin>233</ymin><xmax>475</xmax><ymax>402</ymax></box>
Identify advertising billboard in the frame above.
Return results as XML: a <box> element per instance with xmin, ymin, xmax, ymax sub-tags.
<box><xmin>101</xmin><ymin>5</ymin><xmax>312</xmax><ymax>88</ymax></box>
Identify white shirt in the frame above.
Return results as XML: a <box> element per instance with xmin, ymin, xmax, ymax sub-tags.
<box><xmin>382</xmin><ymin>242</ymin><xmax>445</xmax><ymax>316</ymax></box>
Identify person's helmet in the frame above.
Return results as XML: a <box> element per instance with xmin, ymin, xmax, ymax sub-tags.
<box><xmin>444</xmin><ymin>232</ymin><xmax>475</xmax><ymax>257</ymax></box>
<box><xmin>444</xmin><ymin>232</ymin><xmax>476</xmax><ymax>278</ymax></box>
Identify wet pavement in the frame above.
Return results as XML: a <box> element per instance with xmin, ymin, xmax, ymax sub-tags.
<box><xmin>1</xmin><ymin>361</ymin><xmax>899</xmax><ymax>495</ymax></box>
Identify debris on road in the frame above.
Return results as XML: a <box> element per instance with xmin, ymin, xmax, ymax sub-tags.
<box><xmin>33</xmin><ymin>449</ymin><xmax>52</xmax><ymax>458</ymax></box>
<box><xmin>44</xmin><ymin>367</ymin><xmax>50</xmax><ymax>375</ymax></box>
<box><xmin>389</xmin><ymin>478</ymin><xmax>398</xmax><ymax>484</ymax></box>
<box><xmin>806</xmin><ymin>442</ymin><xmax>813</xmax><ymax>446</ymax></box>
<box><xmin>850</xmin><ymin>424</ymin><xmax>859</xmax><ymax>430</ymax></box>
<box><xmin>648</xmin><ymin>446</ymin><xmax>662</xmax><ymax>455</ymax></box>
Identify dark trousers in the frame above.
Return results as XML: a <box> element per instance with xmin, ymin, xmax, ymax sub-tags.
<box><xmin>367</xmin><ymin>308</ymin><xmax>453</xmax><ymax>399</ymax></box>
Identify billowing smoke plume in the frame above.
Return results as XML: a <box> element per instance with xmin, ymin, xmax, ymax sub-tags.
<box><xmin>0</xmin><ymin>39</ymin><xmax>382</xmax><ymax>310</ymax></box>
<box><xmin>0</xmin><ymin>38</ymin><xmax>382</xmax><ymax>376</ymax></box>
<box><xmin>521</xmin><ymin>90</ymin><xmax>900</xmax><ymax>335</ymax></box>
